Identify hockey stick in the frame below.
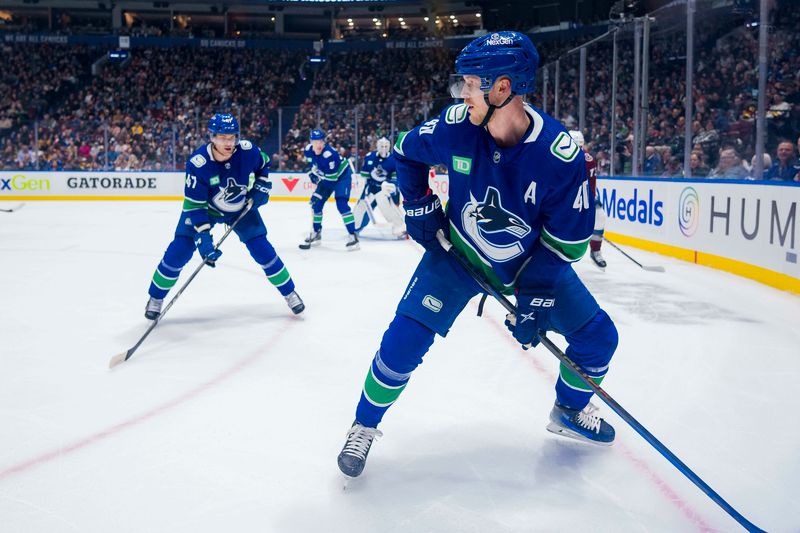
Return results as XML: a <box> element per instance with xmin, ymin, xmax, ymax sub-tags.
<box><xmin>0</xmin><ymin>203</ymin><xmax>25</xmax><ymax>213</ymax></box>
<box><xmin>109</xmin><ymin>201</ymin><xmax>253</xmax><ymax>369</ymax></box>
<box><xmin>434</xmin><ymin>229</ymin><xmax>764</xmax><ymax>533</ymax></box>
<box><xmin>603</xmin><ymin>236</ymin><xmax>665</xmax><ymax>272</ymax></box>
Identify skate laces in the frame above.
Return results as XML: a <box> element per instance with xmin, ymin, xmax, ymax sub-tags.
<box><xmin>342</xmin><ymin>425</ymin><xmax>383</xmax><ymax>459</ymax></box>
<box><xmin>574</xmin><ymin>405</ymin><xmax>602</xmax><ymax>434</ymax></box>
<box><xmin>285</xmin><ymin>292</ymin><xmax>302</xmax><ymax>306</ymax></box>
<box><xmin>146</xmin><ymin>298</ymin><xmax>163</xmax><ymax>313</ymax></box>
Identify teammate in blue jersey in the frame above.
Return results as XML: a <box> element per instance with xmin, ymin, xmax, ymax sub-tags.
<box><xmin>353</xmin><ymin>137</ymin><xmax>406</xmax><ymax>236</ymax></box>
<box><xmin>144</xmin><ymin>113</ymin><xmax>305</xmax><ymax>320</ymax></box>
<box><xmin>337</xmin><ymin>32</ymin><xmax>619</xmax><ymax>478</ymax></box>
<box><xmin>299</xmin><ymin>129</ymin><xmax>360</xmax><ymax>251</ymax></box>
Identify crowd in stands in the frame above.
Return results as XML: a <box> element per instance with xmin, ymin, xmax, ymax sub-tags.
<box><xmin>0</xmin><ymin>0</ymin><xmax>797</xmax><ymax>180</ymax></box>
<box><xmin>534</xmin><ymin>0</ymin><xmax>799</xmax><ymax>180</ymax></box>
<box><xmin>279</xmin><ymin>48</ymin><xmax>454</xmax><ymax>171</ymax></box>
<box><xmin>0</xmin><ymin>45</ymin><xmax>305</xmax><ymax>170</ymax></box>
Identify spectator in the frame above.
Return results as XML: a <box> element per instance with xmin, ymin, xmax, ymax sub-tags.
<box><xmin>643</xmin><ymin>146</ymin><xmax>663</xmax><ymax>176</ymax></box>
<box><xmin>689</xmin><ymin>151</ymin><xmax>710</xmax><ymax>177</ymax></box>
<box><xmin>708</xmin><ymin>147</ymin><xmax>749</xmax><ymax>179</ymax></box>
<box><xmin>749</xmin><ymin>153</ymin><xmax>773</xmax><ymax>179</ymax></box>
<box><xmin>764</xmin><ymin>140</ymin><xmax>799</xmax><ymax>181</ymax></box>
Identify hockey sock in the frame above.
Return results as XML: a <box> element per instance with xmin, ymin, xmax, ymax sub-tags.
<box><xmin>336</xmin><ymin>197</ymin><xmax>356</xmax><ymax>234</ymax></box>
<box><xmin>148</xmin><ymin>236</ymin><xmax>195</xmax><ymax>299</ymax></box>
<box><xmin>355</xmin><ymin>314</ymin><xmax>435</xmax><ymax>427</ymax></box>
<box><xmin>590</xmin><ymin>235</ymin><xmax>602</xmax><ymax>252</ymax></box>
<box><xmin>555</xmin><ymin>309</ymin><xmax>618</xmax><ymax>410</ymax></box>
<box><xmin>245</xmin><ymin>237</ymin><xmax>295</xmax><ymax>296</ymax></box>
<box><xmin>312</xmin><ymin>211</ymin><xmax>323</xmax><ymax>232</ymax></box>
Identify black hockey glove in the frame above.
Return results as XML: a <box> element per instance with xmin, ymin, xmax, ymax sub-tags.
<box><xmin>504</xmin><ymin>290</ymin><xmax>555</xmax><ymax>349</ymax></box>
<box><xmin>194</xmin><ymin>229</ymin><xmax>222</xmax><ymax>267</ymax></box>
<box><xmin>403</xmin><ymin>193</ymin><xmax>447</xmax><ymax>251</ymax></box>
<box><xmin>248</xmin><ymin>178</ymin><xmax>271</xmax><ymax>208</ymax></box>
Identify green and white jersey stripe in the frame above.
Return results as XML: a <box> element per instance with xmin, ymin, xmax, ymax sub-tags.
<box><xmin>322</xmin><ymin>159</ymin><xmax>349</xmax><ymax>181</ymax></box>
<box><xmin>539</xmin><ymin>227</ymin><xmax>590</xmax><ymax>262</ymax></box>
<box><xmin>182</xmin><ymin>198</ymin><xmax>207</xmax><ymax>213</ymax></box>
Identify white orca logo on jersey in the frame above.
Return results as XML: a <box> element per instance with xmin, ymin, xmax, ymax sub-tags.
<box><xmin>460</xmin><ymin>186</ymin><xmax>531</xmax><ymax>262</ymax></box>
<box><xmin>211</xmin><ymin>177</ymin><xmax>247</xmax><ymax>213</ymax></box>
<box><xmin>370</xmin><ymin>164</ymin><xmax>388</xmax><ymax>182</ymax></box>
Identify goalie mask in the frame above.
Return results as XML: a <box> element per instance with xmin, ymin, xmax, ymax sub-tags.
<box><xmin>376</xmin><ymin>137</ymin><xmax>391</xmax><ymax>158</ymax></box>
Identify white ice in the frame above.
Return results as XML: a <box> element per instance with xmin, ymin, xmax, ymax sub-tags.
<box><xmin>0</xmin><ymin>200</ymin><xmax>798</xmax><ymax>533</ymax></box>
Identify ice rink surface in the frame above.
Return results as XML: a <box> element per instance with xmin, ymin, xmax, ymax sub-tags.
<box><xmin>1</xmin><ymin>200</ymin><xmax>798</xmax><ymax>533</ymax></box>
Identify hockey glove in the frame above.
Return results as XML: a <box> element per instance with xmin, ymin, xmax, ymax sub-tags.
<box><xmin>403</xmin><ymin>193</ymin><xmax>447</xmax><ymax>251</ymax></box>
<box><xmin>248</xmin><ymin>178</ymin><xmax>271</xmax><ymax>208</ymax></box>
<box><xmin>308</xmin><ymin>165</ymin><xmax>325</xmax><ymax>185</ymax></box>
<box><xmin>504</xmin><ymin>290</ymin><xmax>555</xmax><ymax>349</ymax></box>
<box><xmin>194</xmin><ymin>229</ymin><xmax>222</xmax><ymax>267</ymax></box>
<box><xmin>380</xmin><ymin>181</ymin><xmax>397</xmax><ymax>195</ymax></box>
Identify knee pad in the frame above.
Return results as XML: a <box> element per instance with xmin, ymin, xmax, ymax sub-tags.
<box><xmin>244</xmin><ymin>236</ymin><xmax>277</xmax><ymax>266</ymax></box>
<box><xmin>378</xmin><ymin>314</ymin><xmax>436</xmax><ymax>376</ymax></box>
<box><xmin>565</xmin><ymin>308</ymin><xmax>618</xmax><ymax>370</ymax></box>
<box><xmin>164</xmin><ymin>236</ymin><xmax>195</xmax><ymax>268</ymax></box>
<box><xmin>335</xmin><ymin>196</ymin><xmax>351</xmax><ymax>214</ymax></box>
<box><xmin>310</xmin><ymin>193</ymin><xmax>325</xmax><ymax>213</ymax></box>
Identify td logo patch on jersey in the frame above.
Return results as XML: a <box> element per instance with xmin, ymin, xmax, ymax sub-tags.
<box><xmin>212</xmin><ymin>177</ymin><xmax>247</xmax><ymax>212</ymax></box>
<box><xmin>460</xmin><ymin>186</ymin><xmax>531</xmax><ymax>262</ymax></box>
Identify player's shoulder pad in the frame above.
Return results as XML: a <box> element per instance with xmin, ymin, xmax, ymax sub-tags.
<box><xmin>304</xmin><ymin>143</ymin><xmax>312</xmax><ymax>152</ymax></box>
<box><xmin>322</xmin><ymin>150</ymin><xmax>333</xmax><ymax>158</ymax></box>
<box><xmin>189</xmin><ymin>153</ymin><xmax>207</xmax><ymax>168</ymax></box>
<box><xmin>238</xmin><ymin>139</ymin><xmax>253</xmax><ymax>150</ymax></box>
<box><xmin>443</xmin><ymin>103</ymin><xmax>469</xmax><ymax>125</ymax></box>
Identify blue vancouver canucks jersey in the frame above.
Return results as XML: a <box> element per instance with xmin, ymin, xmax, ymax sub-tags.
<box><xmin>182</xmin><ymin>140</ymin><xmax>270</xmax><ymax>228</ymax></box>
<box><xmin>394</xmin><ymin>103</ymin><xmax>593</xmax><ymax>294</ymax></box>
<box><xmin>360</xmin><ymin>151</ymin><xmax>397</xmax><ymax>183</ymax></box>
<box><xmin>304</xmin><ymin>143</ymin><xmax>351</xmax><ymax>183</ymax></box>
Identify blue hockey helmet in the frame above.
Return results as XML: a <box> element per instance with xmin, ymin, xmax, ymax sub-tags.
<box><xmin>310</xmin><ymin>129</ymin><xmax>325</xmax><ymax>141</ymax></box>
<box><xmin>208</xmin><ymin>113</ymin><xmax>240</xmax><ymax>136</ymax></box>
<box><xmin>453</xmin><ymin>31</ymin><xmax>539</xmax><ymax>96</ymax></box>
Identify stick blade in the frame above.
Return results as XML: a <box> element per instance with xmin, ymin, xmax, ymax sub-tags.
<box><xmin>643</xmin><ymin>265</ymin><xmax>666</xmax><ymax>272</ymax></box>
<box><xmin>108</xmin><ymin>350</ymin><xmax>130</xmax><ymax>369</ymax></box>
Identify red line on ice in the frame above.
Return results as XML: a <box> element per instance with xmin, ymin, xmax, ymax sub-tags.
<box><xmin>0</xmin><ymin>324</ymin><xmax>290</xmax><ymax>481</ymax></box>
<box><xmin>483</xmin><ymin>310</ymin><xmax>715</xmax><ymax>532</ymax></box>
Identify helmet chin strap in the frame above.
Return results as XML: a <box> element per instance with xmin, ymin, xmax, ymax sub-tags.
<box><xmin>478</xmin><ymin>92</ymin><xmax>516</xmax><ymax>128</ymax></box>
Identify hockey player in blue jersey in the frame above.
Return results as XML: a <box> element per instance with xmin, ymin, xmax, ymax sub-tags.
<box><xmin>144</xmin><ymin>113</ymin><xmax>304</xmax><ymax>319</ymax></box>
<box><xmin>337</xmin><ymin>31</ymin><xmax>619</xmax><ymax>478</ymax></box>
<box><xmin>299</xmin><ymin>129</ymin><xmax>360</xmax><ymax>251</ymax></box>
<box><xmin>353</xmin><ymin>137</ymin><xmax>407</xmax><ymax>236</ymax></box>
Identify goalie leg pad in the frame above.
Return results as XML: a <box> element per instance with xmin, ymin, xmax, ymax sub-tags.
<box><xmin>374</xmin><ymin>191</ymin><xmax>406</xmax><ymax>235</ymax></box>
<box><xmin>353</xmin><ymin>196</ymin><xmax>374</xmax><ymax>232</ymax></box>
